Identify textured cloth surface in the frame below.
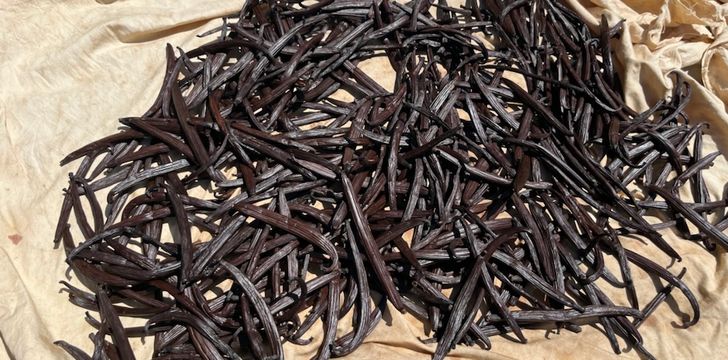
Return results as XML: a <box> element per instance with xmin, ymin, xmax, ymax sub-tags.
<box><xmin>1</xmin><ymin>0</ymin><xmax>728</xmax><ymax>359</ymax></box>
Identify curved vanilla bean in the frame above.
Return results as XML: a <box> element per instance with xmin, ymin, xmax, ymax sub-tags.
<box><xmin>219</xmin><ymin>261</ymin><xmax>283</xmax><ymax>358</ymax></box>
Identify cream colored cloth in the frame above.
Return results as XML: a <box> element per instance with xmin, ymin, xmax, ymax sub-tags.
<box><xmin>2</xmin><ymin>0</ymin><xmax>728</xmax><ymax>359</ymax></box>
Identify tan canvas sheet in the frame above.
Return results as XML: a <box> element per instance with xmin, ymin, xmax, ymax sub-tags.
<box><xmin>2</xmin><ymin>0</ymin><xmax>728</xmax><ymax>359</ymax></box>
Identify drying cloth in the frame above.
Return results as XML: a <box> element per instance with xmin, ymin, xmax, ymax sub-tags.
<box><xmin>1</xmin><ymin>0</ymin><xmax>728</xmax><ymax>359</ymax></box>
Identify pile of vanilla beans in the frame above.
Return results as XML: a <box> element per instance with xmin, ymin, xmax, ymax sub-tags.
<box><xmin>53</xmin><ymin>0</ymin><xmax>728</xmax><ymax>359</ymax></box>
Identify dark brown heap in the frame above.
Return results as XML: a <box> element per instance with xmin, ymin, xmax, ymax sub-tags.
<box><xmin>53</xmin><ymin>1</ymin><xmax>728</xmax><ymax>359</ymax></box>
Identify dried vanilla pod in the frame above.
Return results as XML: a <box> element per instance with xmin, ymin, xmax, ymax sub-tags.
<box><xmin>54</xmin><ymin>1</ymin><xmax>728</xmax><ymax>359</ymax></box>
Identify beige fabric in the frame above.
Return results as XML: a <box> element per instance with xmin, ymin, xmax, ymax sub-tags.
<box><xmin>2</xmin><ymin>0</ymin><xmax>728</xmax><ymax>359</ymax></box>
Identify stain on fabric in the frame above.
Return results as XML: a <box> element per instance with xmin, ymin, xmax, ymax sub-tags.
<box><xmin>8</xmin><ymin>234</ymin><xmax>22</xmax><ymax>245</ymax></box>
